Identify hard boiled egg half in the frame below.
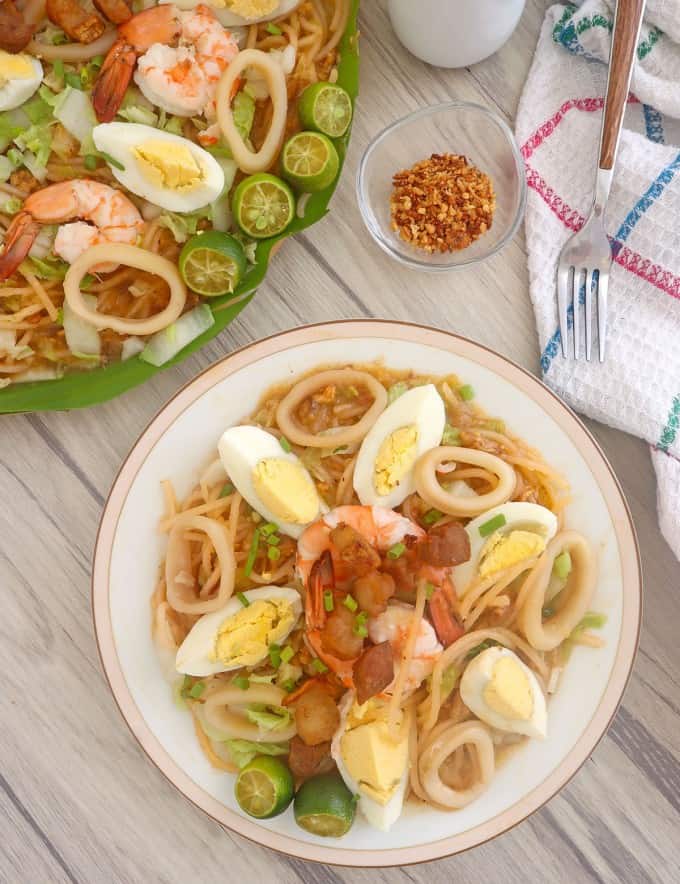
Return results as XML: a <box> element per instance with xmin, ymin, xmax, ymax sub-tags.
<box><xmin>331</xmin><ymin>692</ymin><xmax>410</xmax><ymax>831</ymax></box>
<box><xmin>353</xmin><ymin>384</ymin><xmax>445</xmax><ymax>509</ymax></box>
<box><xmin>460</xmin><ymin>646</ymin><xmax>547</xmax><ymax>739</ymax></box>
<box><xmin>453</xmin><ymin>502</ymin><xmax>558</xmax><ymax>597</ymax></box>
<box><xmin>92</xmin><ymin>122</ymin><xmax>224</xmax><ymax>212</ymax></box>
<box><xmin>161</xmin><ymin>0</ymin><xmax>302</xmax><ymax>26</ymax></box>
<box><xmin>219</xmin><ymin>425</ymin><xmax>326</xmax><ymax>538</ymax></box>
<box><xmin>176</xmin><ymin>585</ymin><xmax>302</xmax><ymax>676</ymax></box>
<box><xmin>0</xmin><ymin>50</ymin><xmax>42</xmax><ymax>112</ymax></box>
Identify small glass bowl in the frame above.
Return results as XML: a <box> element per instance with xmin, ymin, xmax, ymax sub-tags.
<box><xmin>356</xmin><ymin>101</ymin><xmax>527</xmax><ymax>272</ymax></box>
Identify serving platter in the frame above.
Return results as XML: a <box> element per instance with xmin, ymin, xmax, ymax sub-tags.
<box><xmin>0</xmin><ymin>2</ymin><xmax>359</xmax><ymax>415</ymax></box>
<box><xmin>92</xmin><ymin>320</ymin><xmax>641</xmax><ymax>866</ymax></box>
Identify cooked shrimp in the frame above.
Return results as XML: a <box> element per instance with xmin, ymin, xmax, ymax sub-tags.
<box><xmin>46</xmin><ymin>0</ymin><xmax>107</xmax><ymax>44</ymax></box>
<box><xmin>0</xmin><ymin>0</ymin><xmax>34</xmax><ymax>53</ymax></box>
<box><xmin>0</xmin><ymin>181</ymin><xmax>143</xmax><ymax>280</ymax></box>
<box><xmin>92</xmin><ymin>3</ymin><xmax>239</xmax><ymax>123</ymax></box>
<box><xmin>369</xmin><ymin>602</ymin><xmax>443</xmax><ymax>694</ymax></box>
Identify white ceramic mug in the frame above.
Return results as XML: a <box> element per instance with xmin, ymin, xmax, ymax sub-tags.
<box><xmin>387</xmin><ymin>0</ymin><xmax>526</xmax><ymax>68</ymax></box>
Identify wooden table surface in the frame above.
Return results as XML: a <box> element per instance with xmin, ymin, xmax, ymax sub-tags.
<box><xmin>2</xmin><ymin>2</ymin><xmax>679</xmax><ymax>882</ymax></box>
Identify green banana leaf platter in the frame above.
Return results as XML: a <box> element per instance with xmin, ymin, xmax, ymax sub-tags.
<box><xmin>0</xmin><ymin>0</ymin><xmax>359</xmax><ymax>414</ymax></box>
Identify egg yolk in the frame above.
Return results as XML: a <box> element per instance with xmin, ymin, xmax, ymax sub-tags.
<box><xmin>212</xmin><ymin>598</ymin><xmax>295</xmax><ymax>666</ymax></box>
<box><xmin>341</xmin><ymin>699</ymin><xmax>409</xmax><ymax>805</ymax></box>
<box><xmin>252</xmin><ymin>457</ymin><xmax>319</xmax><ymax>525</ymax></box>
<box><xmin>133</xmin><ymin>140</ymin><xmax>203</xmax><ymax>191</ymax></box>
<box><xmin>478</xmin><ymin>530</ymin><xmax>546</xmax><ymax>579</ymax></box>
<box><xmin>372</xmin><ymin>425</ymin><xmax>418</xmax><ymax>496</ymax></box>
<box><xmin>228</xmin><ymin>0</ymin><xmax>279</xmax><ymax>19</ymax></box>
<box><xmin>483</xmin><ymin>656</ymin><xmax>533</xmax><ymax>721</ymax></box>
<box><xmin>0</xmin><ymin>51</ymin><xmax>33</xmax><ymax>84</ymax></box>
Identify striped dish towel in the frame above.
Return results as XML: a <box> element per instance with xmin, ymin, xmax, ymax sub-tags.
<box><xmin>516</xmin><ymin>2</ymin><xmax>680</xmax><ymax>561</ymax></box>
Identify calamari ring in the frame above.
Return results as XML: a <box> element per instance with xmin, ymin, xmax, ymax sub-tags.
<box><xmin>204</xmin><ymin>683</ymin><xmax>297</xmax><ymax>742</ymax></box>
<box><xmin>64</xmin><ymin>243</ymin><xmax>187</xmax><ymax>335</ymax></box>
<box><xmin>415</xmin><ymin>446</ymin><xmax>516</xmax><ymax>517</ymax></box>
<box><xmin>276</xmin><ymin>369</ymin><xmax>388</xmax><ymax>448</ymax></box>
<box><xmin>28</xmin><ymin>29</ymin><xmax>117</xmax><ymax>62</ymax></box>
<box><xmin>418</xmin><ymin>720</ymin><xmax>495</xmax><ymax>809</ymax></box>
<box><xmin>165</xmin><ymin>515</ymin><xmax>235</xmax><ymax>615</ymax></box>
<box><xmin>216</xmin><ymin>48</ymin><xmax>287</xmax><ymax>174</ymax></box>
<box><xmin>517</xmin><ymin>530</ymin><xmax>597</xmax><ymax>651</ymax></box>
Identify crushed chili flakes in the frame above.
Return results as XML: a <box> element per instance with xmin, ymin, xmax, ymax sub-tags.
<box><xmin>390</xmin><ymin>153</ymin><xmax>496</xmax><ymax>253</ymax></box>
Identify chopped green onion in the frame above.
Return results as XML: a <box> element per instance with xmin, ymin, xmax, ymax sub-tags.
<box><xmin>553</xmin><ymin>551</ymin><xmax>572</xmax><ymax>580</ymax></box>
<box><xmin>83</xmin><ymin>154</ymin><xmax>97</xmax><ymax>171</ymax></box>
<box><xmin>64</xmin><ymin>71</ymin><xmax>82</xmax><ymax>90</ymax></box>
<box><xmin>266</xmin><ymin>534</ymin><xmax>281</xmax><ymax>546</ymax></box>
<box><xmin>332</xmin><ymin>445</ymin><xmax>348</xmax><ymax>454</ymax></box>
<box><xmin>237</xmin><ymin>591</ymin><xmax>250</xmax><ymax>607</ymax></box>
<box><xmin>387</xmin><ymin>542</ymin><xmax>406</xmax><ymax>559</ymax></box>
<box><xmin>267</xmin><ymin>546</ymin><xmax>281</xmax><ymax>561</ymax></box>
<box><xmin>343</xmin><ymin>594</ymin><xmax>357</xmax><ymax>612</ymax></box>
<box><xmin>279</xmin><ymin>436</ymin><xmax>292</xmax><ymax>453</ymax></box>
<box><xmin>355</xmin><ymin>610</ymin><xmax>368</xmax><ymax>624</ymax></box>
<box><xmin>98</xmin><ymin>150</ymin><xmax>125</xmax><ymax>171</ymax></box>
<box><xmin>280</xmin><ymin>645</ymin><xmax>294</xmax><ymax>664</ymax></box>
<box><xmin>466</xmin><ymin>639</ymin><xmax>495</xmax><ymax>660</ymax></box>
<box><xmin>233</xmin><ymin>675</ymin><xmax>250</xmax><ymax>690</ymax></box>
<box><xmin>323</xmin><ymin>590</ymin><xmax>334</xmax><ymax>612</ymax></box>
<box><xmin>219</xmin><ymin>482</ymin><xmax>235</xmax><ymax>498</ymax></box>
<box><xmin>353</xmin><ymin>622</ymin><xmax>368</xmax><ymax>638</ymax></box>
<box><xmin>244</xmin><ymin>528</ymin><xmax>261</xmax><ymax>577</ymax></box>
<box><xmin>53</xmin><ymin>59</ymin><xmax>64</xmax><ymax>80</ymax></box>
<box><xmin>441</xmin><ymin>424</ymin><xmax>461</xmax><ymax>446</ymax></box>
<box><xmin>311</xmin><ymin>658</ymin><xmax>328</xmax><ymax>674</ymax></box>
<box><xmin>269</xmin><ymin>643</ymin><xmax>282</xmax><ymax>668</ymax></box>
<box><xmin>423</xmin><ymin>509</ymin><xmax>442</xmax><ymax>526</ymax></box>
<box><xmin>266</xmin><ymin>22</ymin><xmax>282</xmax><ymax>34</ymax></box>
<box><xmin>576</xmin><ymin>612</ymin><xmax>607</xmax><ymax>631</ymax></box>
<box><xmin>425</xmin><ymin>582</ymin><xmax>435</xmax><ymax>600</ymax></box>
<box><xmin>282</xmin><ymin>678</ymin><xmax>296</xmax><ymax>692</ymax></box>
<box><xmin>179</xmin><ymin>674</ymin><xmax>192</xmax><ymax>699</ymax></box>
<box><xmin>188</xmin><ymin>681</ymin><xmax>206</xmax><ymax>699</ymax></box>
<box><xmin>458</xmin><ymin>384</ymin><xmax>475</xmax><ymax>401</ymax></box>
<box><xmin>55</xmin><ymin>307</ymin><xmax>63</xmax><ymax>326</ymax></box>
<box><xmin>260</xmin><ymin>522</ymin><xmax>278</xmax><ymax>536</ymax></box>
<box><xmin>478</xmin><ymin>513</ymin><xmax>506</xmax><ymax>538</ymax></box>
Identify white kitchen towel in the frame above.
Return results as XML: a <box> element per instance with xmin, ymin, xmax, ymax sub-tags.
<box><xmin>516</xmin><ymin>2</ymin><xmax>680</xmax><ymax>560</ymax></box>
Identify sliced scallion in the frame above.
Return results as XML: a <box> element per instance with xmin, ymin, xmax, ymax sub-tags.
<box><xmin>458</xmin><ymin>384</ymin><xmax>475</xmax><ymax>401</ymax></box>
<box><xmin>244</xmin><ymin>528</ymin><xmax>261</xmax><ymax>576</ymax></box>
<box><xmin>233</xmin><ymin>675</ymin><xmax>250</xmax><ymax>690</ymax></box>
<box><xmin>188</xmin><ymin>681</ymin><xmax>206</xmax><ymax>699</ymax></box>
<box><xmin>280</xmin><ymin>645</ymin><xmax>294</xmax><ymax>664</ymax></box>
<box><xmin>237</xmin><ymin>591</ymin><xmax>250</xmax><ymax>607</ymax></box>
<box><xmin>311</xmin><ymin>658</ymin><xmax>328</xmax><ymax>674</ymax></box>
<box><xmin>323</xmin><ymin>590</ymin><xmax>334</xmax><ymax>612</ymax></box>
<box><xmin>387</xmin><ymin>542</ymin><xmax>405</xmax><ymax>559</ymax></box>
<box><xmin>343</xmin><ymin>594</ymin><xmax>357</xmax><ymax>612</ymax></box>
<box><xmin>478</xmin><ymin>513</ymin><xmax>506</xmax><ymax>537</ymax></box>
<box><xmin>279</xmin><ymin>436</ymin><xmax>292</xmax><ymax>453</ymax></box>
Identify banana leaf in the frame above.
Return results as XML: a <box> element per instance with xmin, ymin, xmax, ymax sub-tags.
<box><xmin>0</xmin><ymin>1</ymin><xmax>360</xmax><ymax>414</ymax></box>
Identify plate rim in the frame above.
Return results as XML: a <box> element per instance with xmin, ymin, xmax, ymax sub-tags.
<box><xmin>91</xmin><ymin>319</ymin><xmax>642</xmax><ymax>867</ymax></box>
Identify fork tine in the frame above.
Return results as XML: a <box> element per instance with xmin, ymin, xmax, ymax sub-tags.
<box><xmin>557</xmin><ymin>265</ymin><xmax>571</xmax><ymax>357</ymax></box>
<box><xmin>585</xmin><ymin>268</ymin><xmax>595</xmax><ymax>361</ymax></box>
<box><xmin>572</xmin><ymin>268</ymin><xmax>583</xmax><ymax>359</ymax></box>
<box><xmin>597</xmin><ymin>270</ymin><xmax>609</xmax><ymax>361</ymax></box>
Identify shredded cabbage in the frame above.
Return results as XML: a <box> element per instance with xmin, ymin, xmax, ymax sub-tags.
<box><xmin>158</xmin><ymin>207</ymin><xmax>212</xmax><ymax>243</ymax></box>
<box><xmin>63</xmin><ymin>294</ymin><xmax>101</xmax><ymax>358</ymax></box>
<box><xmin>225</xmin><ymin>739</ymin><xmax>289</xmax><ymax>769</ymax></box>
<box><xmin>52</xmin><ymin>87</ymin><xmax>97</xmax><ymax>146</ymax></box>
<box><xmin>140</xmin><ymin>304</ymin><xmax>214</xmax><ymax>367</ymax></box>
<box><xmin>118</xmin><ymin>104</ymin><xmax>158</xmax><ymax>126</ymax></box>
<box><xmin>25</xmin><ymin>254</ymin><xmax>67</xmax><ymax>280</ymax></box>
<box><xmin>245</xmin><ymin>703</ymin><xmax>292</xmax><ymax>732</ymax></box>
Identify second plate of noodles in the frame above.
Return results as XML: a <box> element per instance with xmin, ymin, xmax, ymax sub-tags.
<box><xmin>0</xmin><ymin>0</ymin><xmax>359</xmax><ymax>412</ymax></box>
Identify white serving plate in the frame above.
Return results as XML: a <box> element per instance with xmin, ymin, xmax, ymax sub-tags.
<box><xmin>92</xmin><ymin>320</ymin><xmax>641</xmax><ymax>866</ymax></box>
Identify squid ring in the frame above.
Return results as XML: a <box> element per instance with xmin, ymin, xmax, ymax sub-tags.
<box><xmin>418</xmin><ymin>720</ymin><xmax>495</xmax><ymax>809</ymax></box>
<box><xmin>276</xmin><ymin>369</ymin><xmax>388</xmax><ymax>448</ymax></box>
<box><xmin>517</xmin><ymin>531</ymin><xmax>597</xmax><ymax>651</ymax></box>
<box><xmin>415</xmin><ymin>446</ymin><xmax>516</xmax><ymax>517</ymax></box>
<box><xmin>217</xmin><ymin>49</ymin><xmax>288</xmax><ymax>174</ymax></box>
<box><xmin>165</xmin><ymin>515</ymin><xmax>235</xmax><ymax>615</ymax></box>
<box><xmin>64</xmin><ymin>243</ymin><xmax>187</xmax><ymax>335</ymax></box>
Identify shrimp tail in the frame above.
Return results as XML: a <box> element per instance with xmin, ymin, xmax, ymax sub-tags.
<box><xmin>307</xmin><ymin>630</ymin><xmax>355</xmax><ymax>689</ymax></box>
<box><xmin>307</xmin><ymin>549</ymin><xmax>334</xmax><ymax>630</ymax></box>
<box><xmin>0</xmin><ymin>212</ymin><xmax>40</xmax><ymax>282</ymax></box>
<box><xmin>92</xmin><ymin>40</ymin><xmax>137</xmax><ymax>122</ymax></box>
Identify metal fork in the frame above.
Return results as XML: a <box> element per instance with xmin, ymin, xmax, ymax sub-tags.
<box><xmin>556</xmin><ymin>0</ymin><xmax>646</xmax><ymax>361</ymax></box>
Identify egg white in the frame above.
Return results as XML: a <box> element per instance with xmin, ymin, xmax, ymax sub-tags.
<box><xmin>0</xmin><ymin>55</ymin><xmax>42</xmax><ymax>113</ymax></box>
<box><xmin>460</xmin><ymin>646</ymin><xmax>547</xmax><ymax>739</ymax></box>
<box><xmin>453</xmin><ymin>501</ymin><xmax>559</xmax><ymax>597</ymax></box>
<box><xmin>92</xmin><ymin>122</ymin><xmax>225</xmax><ymax>212</ymax></box>
<box><xmin>218</xmin><ymin>424</ymin><xmax>325</xmax><ymax>538</ymax></box>
<box><xmin>353</xmin><ymin>384</ymin><xmax>446</xmax><ymax>509</ymax></box>
<box><xmin>160</xmin><ymin>0</ymin><xmax>303</xmax><ymax>26</ymax></box>
<box><xmin>175</xmin><ymin>585</ymin><xmax>302</xmax><ymax>676</ymax></box>
<box><xmin>330</xmin><ymin>691</ymin><xmax>409</xmax><ymax>832</ymax></box>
